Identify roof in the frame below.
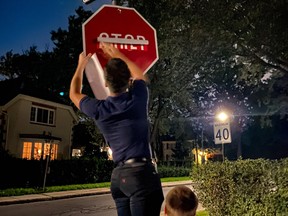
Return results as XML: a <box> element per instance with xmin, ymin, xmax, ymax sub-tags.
<box><xmin>0</xmin><ymin>78</ymin><xmax>67</xmax><ymax>106</ymax></box>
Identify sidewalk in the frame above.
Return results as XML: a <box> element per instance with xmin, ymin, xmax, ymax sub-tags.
<box><xmin>0</xmin><ymin>180</ymin><xmax>204</xmax><ymax>212</ymax></box>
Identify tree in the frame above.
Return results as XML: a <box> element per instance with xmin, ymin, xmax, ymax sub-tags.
<box><xmin>1</xmin><ymin>1</ymin><xmax>287</xmax><ymax>159</ymax></box>
<box><xmin>124</xmin><ymin>0</ymin><xmax>247</xmax><ymax>157</ymax></box>
<box><xmin>72</xmin><ymin>112</ymin><xmax>106</xmax><ymax>156</ymax></box>
<box><xmin>49</xmin><ymin>7</ymin><xmax>93</xmax><ymax>102</ymax></box>
<box><xmin>126</xmin><ymin>0</ymin><xmax>288</xmax><ymax>159</ymax></box>
<box><xmin>0</xmin><ymin>47</ymin><xmax>47</xmax><ymax>80</ymax></box>
<box><xmin>0</xmin><ymin>51</ymin><xmax>18</xmax><ymax>79</ymax></box>
<box><xmin>189</xmin><ymin>0</ymin><xmax>288</xmax><ymax>117</ymax></box>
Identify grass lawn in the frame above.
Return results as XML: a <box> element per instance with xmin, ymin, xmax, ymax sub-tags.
<box><xmin>0</xmin><ymin>176</ymin><xmax>191</xmax><ymax>197</ymax></box>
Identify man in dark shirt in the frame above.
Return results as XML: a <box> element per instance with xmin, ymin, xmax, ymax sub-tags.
<box><xmin>69</xmin><ymin>43</ymin><xmax>164</xmax><ymax>216</ymax></box>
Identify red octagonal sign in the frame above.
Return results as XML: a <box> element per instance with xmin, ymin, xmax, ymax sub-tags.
<box><xmin>82</xmin><ymin>5</ymin><xmax>158</xmax><ymax>74</ymax></box>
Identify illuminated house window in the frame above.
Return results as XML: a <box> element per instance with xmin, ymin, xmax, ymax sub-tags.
<box><xmin>52</xmin><ymin>144</ymin><xmax>58</xmax><ymax>160</ymax></box>
<box><xmin>22</xmin><ymin>142</ymin><xmax>32</xmax><ymax>159</ymax></box>
<box><xmin>43</xmin><ymin>142</ymin><xmax>58</xmax><ymax>160</ymax></box>
<box><xmin>22</xmin><ymin>141</ymin><xmax>58</xmax><ymax>160</ymax></box>
<box><xmin>33</xmin><ymin>142</ymin><xmax>42</xmax><ymax>160</ymax></box>
<box><xmin>30</xmin><ymin>105</ymin><xmax>55</xmax><ymax>125</ymax></box>
<box><xmin>43</xmin><ymin>143</ymin><xmax>50</xmax><ymax>159</ymax></box>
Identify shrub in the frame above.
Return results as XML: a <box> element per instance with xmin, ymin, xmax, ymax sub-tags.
<box><xmin>0</xmin><ymin>158</ymin><xmax>190</xmax><ymax>189</ymax></box>
<box><xmin>48</xmin><ymin>158</ymin><xmax>114</xmax><ymax>186</ymax></box>
<box><xmin>191</xmin><ymin>158</ymin><xmax>288</xmax><ymax>216</ymax></box>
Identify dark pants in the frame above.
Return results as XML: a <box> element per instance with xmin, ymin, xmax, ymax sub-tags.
<box><xmin>110</xmin><ymin>162</ymin><xmax>164</xmax><ymax>216</ymax></box>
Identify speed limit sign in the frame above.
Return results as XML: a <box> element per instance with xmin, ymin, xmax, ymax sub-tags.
<box><xmin>213</xmin><ymin>121</ymin><xmax>232</xmax><ymax>144</ymax></box>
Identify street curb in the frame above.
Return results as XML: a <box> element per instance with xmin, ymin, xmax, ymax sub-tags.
<box><xmin>0</xmin><ymin>180</ymin><xmax>192</xmax><ymax>206</ymax></box>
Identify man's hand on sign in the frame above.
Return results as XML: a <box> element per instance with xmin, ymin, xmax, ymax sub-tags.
<box><xmin>78</xmin><ymin>52</ymin><xmax>92</xmax><ymax>70</ymax></box>
<box><xmin>100</xmin><ymin>42</ymin><xmax>124</xmax><ymax>60</ymax></box>
<box><xmin>100</xmin><ymin>42</ymin><xmax>147</xmax><ymax>82</ymax></box>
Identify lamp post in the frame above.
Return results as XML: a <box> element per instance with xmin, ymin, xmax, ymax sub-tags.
<box><xmin>201</xmin><ymin>128</ymin><xmax>204</xmax><ymax>152</ymax></box>
<box><xmin>218</xmin><ymin>111</ymin><xmax>228</xmax><ymax>161</ymax></box>
<box><xmin>43</xmin><ymin>133</ymin><xmax>53</xmax><ymax>191</ymax></box>
<box><xmin>200</xmin><ymin>127</ymin><xmax>204</xmax><ymax>164</ymax></box>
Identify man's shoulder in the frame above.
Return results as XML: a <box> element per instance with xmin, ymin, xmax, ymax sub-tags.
<box><xmin>133</xmin><ymin>79</ymin><xmax>146</xmax><ymax>83</ymax></box>
<box><xmin>132</xmin><ymin>79</ymin><xmax>147</xmax><ymax>87</ymax></box>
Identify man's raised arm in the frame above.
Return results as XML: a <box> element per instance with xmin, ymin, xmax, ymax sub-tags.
<box><xmin>69</xmin><ymin>52</ymin><xmax>92</xmax><ymax>109</ymax></box>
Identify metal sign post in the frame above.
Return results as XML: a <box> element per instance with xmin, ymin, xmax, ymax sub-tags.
<box><xmin>214</xmin><ymin>120</ymin><xmax>232</xmax><ymax>161</ymax></box>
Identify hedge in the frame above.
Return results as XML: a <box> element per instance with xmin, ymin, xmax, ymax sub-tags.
<box><xmin>191</xmin><ymin>158</ymin><xmax>288</xmax><ymax>216</ymax></box>
<box><xmin>0</xmin><ymin>158</ymin><xmax>191</xmax><ymax>189</ymax></box>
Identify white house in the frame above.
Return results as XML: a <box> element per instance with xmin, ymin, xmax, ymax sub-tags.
<box><xmin>0</xmin><ymin>78</ymin><xmax>78</xmax><ymax>160</ymax></box>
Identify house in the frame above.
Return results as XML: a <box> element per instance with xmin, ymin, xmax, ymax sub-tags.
<box><xmin>0</xmin><ymin>78</ymin><xmax>78</xmax><ymax>160</ymax></box>
<box><xmin>161</xmin><ymin>135</ymin><xmax>176</xmax><ymax>161</ymax></box>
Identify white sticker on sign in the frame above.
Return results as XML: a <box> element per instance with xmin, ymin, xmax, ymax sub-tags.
<box><xmin>85</xmin><ymin>54</ymin><xmax>110</xmax><ymax>100</ymax></box>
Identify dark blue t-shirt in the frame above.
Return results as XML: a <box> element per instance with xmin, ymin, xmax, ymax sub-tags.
<box><xmin>80</xmin><ymin>80</ymin><xmax>151</xmax><ymax>163</ymax></box>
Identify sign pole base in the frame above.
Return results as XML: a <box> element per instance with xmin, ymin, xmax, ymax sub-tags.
<box><xmin>222</xmin><ymin>143</ymin><xmax>224</xmax><ymax>162</ymax></box>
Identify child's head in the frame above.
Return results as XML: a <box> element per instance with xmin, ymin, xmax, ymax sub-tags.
<box><xmin>164</xmin><ymin>185</ymin><xmax>198</xmax><ymax>216</ymax></box>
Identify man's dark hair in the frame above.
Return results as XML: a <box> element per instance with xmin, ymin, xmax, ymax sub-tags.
<box><xmin>105</xmin><ymin>58</ymin><xmax>131</xmax><ymax>93</ymax></box>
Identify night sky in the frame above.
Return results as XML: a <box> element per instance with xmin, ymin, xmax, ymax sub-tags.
<box><xmin>0</xmin><ymin>0</ymin><xmax>111</xmax><ymax>56</ymax></box>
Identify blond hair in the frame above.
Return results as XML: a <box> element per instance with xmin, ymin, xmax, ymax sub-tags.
<box><xmin>165</xmin><ymin>186</ymin><xmax>198</xmax><ymax>216</ymax></box>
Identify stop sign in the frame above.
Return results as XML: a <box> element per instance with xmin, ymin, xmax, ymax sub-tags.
<box><xmin>82</xmin><ymin>5</ymin><xmax>158</xmax><ymax>74</ymax></box>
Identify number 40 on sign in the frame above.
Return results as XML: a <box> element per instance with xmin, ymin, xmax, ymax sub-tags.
<box><xmin>213</xmin><ymin>121</ymin><xmax>232</xmax><ymax>144</ymax></box>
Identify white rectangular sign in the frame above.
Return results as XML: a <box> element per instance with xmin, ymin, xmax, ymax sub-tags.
<box><xmin>213</xmin><ymin>121</ymin><xmax>232</xmax><ymax>144</ymax></box>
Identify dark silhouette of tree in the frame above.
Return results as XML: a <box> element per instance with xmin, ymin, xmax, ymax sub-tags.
<box><xmin>127</xmin><ymin>0</ymin><xmax>288</xmax><ymax>159</ymax></box>
<box><xmin>1</xmin><ymin>1</ymin><xmax>287</xmax><ymax>159</ymax></box>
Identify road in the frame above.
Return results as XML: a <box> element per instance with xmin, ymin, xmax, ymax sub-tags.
<box><xmin>0</xmin><ymin>186</ymin><xmax>186</xmax><ymax>216</ymax></box>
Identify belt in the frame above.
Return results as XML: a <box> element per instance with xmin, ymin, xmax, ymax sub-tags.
<box><xmin>116</xmin><ymin>157</ymin><xmax>151</xmax><ymax>166</ymax></box>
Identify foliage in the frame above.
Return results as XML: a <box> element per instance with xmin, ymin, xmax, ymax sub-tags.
<box><xmin>126</xmin><ymin>0</ymin><xmax>288</xmax><ymax>159</ymax></box>
<box><xmin>0</xmin><ymin>1</ymin><xmax>288</xmax><ymax>159</ymax></box>
<box><xmin>72</xmin><ymin>113</ymin><xmax>107</xmax><ymax>156</ymax></box>
<box><xmin>81</xmin><ymin>143</ymin><xmax>107</xmax><ymax>159</ymax></box>
<box><xmin>0</xmin><ymin>47</ymin><xmax>43</xmax><ymax>79</ymax></box>
<box><xmin>72</xmin><ymin>120</ymin><xmax>94</xmax><ymax>148</ymax></box>
<box><xmin>242</xmin><ymin>116</ymin><xmax>288</xmax><ymax>159</ymax></box>
<box><xmin>50</xmin><ymin>7</ymin><xmax>93</xmax><ymax>100</ymax></box>
<box><xmin>171</xmin><ymin>141</ymin><xmax>190</xmax><ymax>160</ymax></box>
<box><xmin>49</xmin><ymin>158</ymin><xmax>114</xmax><ymax>185</ymax></box>
<box><xmin>196</xmin><ymin>211</ymin><xmax>209</xmax><ymax>216</ymax></box>
<box><xmin>191</xmin><ymin>158</ymin><xmax>288</xmax><ymax>216</ymax></box>
<box><xmin>0</xmin><ymin>156</ymin><xmax>191</xmax><ymax>190</ymax></box>
<box><xmin>164</xmin><ymin>120</ymin><xmax>197</xmax><ymax>160</ymax></box>
<box><xmin>0</xmin><ymin>144</ymin><xmax>14</xmax><ymax>160</ymax></box>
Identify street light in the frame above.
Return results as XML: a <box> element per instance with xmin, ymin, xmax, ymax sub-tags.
<box><xmin>217</xmin><ymin>112</ymin><xmax>229</xmax><ymax>122</ymax></box>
